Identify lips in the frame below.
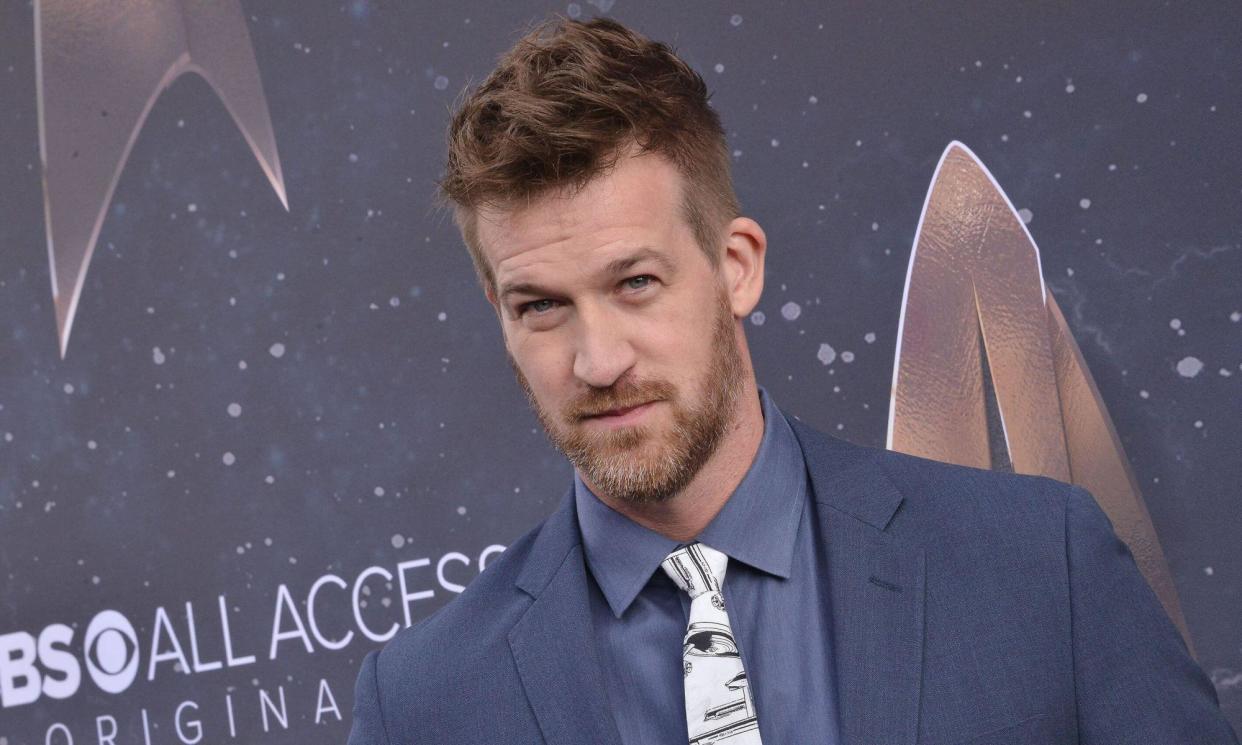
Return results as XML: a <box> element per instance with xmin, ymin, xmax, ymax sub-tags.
<box><xmin>577</xmin><ymin>399</ymin><xmax>659</xmax><ymax>423</ymax></box>
<box><xmin>589</xmin><ymin>402</ymin><xmax>648</xmax><ymax>418</ymax></box>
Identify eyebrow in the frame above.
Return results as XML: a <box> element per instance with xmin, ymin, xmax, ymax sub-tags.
<box><xmin>497</xmin><ymin>281</ymin><xmax>549</xmax><ymax>303</ymax></box>
<box><xmin>604</xmin><ymin>247</ymin><xmax>676</xmax><ymax>277</ymax></box>
<box><xmin>497</xmin><ymin>247</ymin><xmax>676</xmax><ymax>304</ymax></box>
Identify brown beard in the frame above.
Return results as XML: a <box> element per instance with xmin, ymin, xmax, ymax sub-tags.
<box><xmin>511</xmin><ymin>292</ymin><xmax>744</xmax><ymax>504</ymax></box>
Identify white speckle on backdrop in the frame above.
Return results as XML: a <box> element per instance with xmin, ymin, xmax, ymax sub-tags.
<box><xmin>391</xmin><ymin>534</ymin><xmax>405</xmax><ymax>549</ymax></box>
<box><xmin>227</xmin><ymin>403</ymin><xmax>242</xmax><ymax>417</ymax></box>
<box><xmin>750</xmin><ymin>311</ymin><xmax>766</xmax><ymax>326</ymax></box>
<box><xmin>269</xmin><ymin>342</ymin><xmax>285</xmax><ymax>358</ymax></box>
<box><xmin>781</xmin><ymin>301</ymin><xmax>801</xmax><ymax>321</ymax></box>
<box><xmin>817</xmin><ymin>343</ymin><xmax>836</xmax><ymax>365</ymax></box>
<box><xmin>152</xmin><ymin>346</ymin><xmax>166</xmax><ymax>364</ymax></box>
<box><xmin>1177</xmin><ymin>356</ymin><xmax>1204</xmax><ymax>378</ymax></box>
<box><xmin>222</xmin><ymin>451</ymin><xmax>236</xmax><ymax>466</ymax></box>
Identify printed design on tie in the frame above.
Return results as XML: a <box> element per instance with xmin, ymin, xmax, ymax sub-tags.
<box><xmin>661</xmin><ymin>542</ymin><xmax>763</xmax><ymax>745</ymax></box>
<box><xmin>685</xmin><ymin>621</ymin><xmax>738</xmax><ymax>658</ymax></box>
<box><xmin>664</xmin><ymin>542</ymin><xmax>721</xmax><ymax>598</ymax></box>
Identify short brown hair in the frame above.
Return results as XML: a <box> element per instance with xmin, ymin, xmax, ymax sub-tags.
<box><xmin>440</xmin><ymin>17</ymin><xmax>740</xmax><ymax>289</ymax></box>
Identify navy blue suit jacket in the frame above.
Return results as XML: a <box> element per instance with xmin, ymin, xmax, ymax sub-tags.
<box><xmin>348</xmin><ymin>420</ymin><xmax>1237</xmax><ymax>744</ymax></box>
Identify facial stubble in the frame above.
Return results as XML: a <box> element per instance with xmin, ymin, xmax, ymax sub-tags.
<box><xmin>511</xmin><ymin>294</ymin><xmax>744</xmax><ymax>504</ymax></box>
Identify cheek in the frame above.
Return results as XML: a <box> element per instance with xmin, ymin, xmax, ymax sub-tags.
<box><xmin>510</xmin><ymin>333</ymin><xmax>574</xmax><ymax>392</ymax></box>
<box><xmin>644</xmin><ymin>305</ymin><xmax>718</xmax><ymax>377</ymax></box>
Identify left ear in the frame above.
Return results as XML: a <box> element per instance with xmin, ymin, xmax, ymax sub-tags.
<box><xmin>720</xmin><ymin>217</ymin><xmax>766</xmax><ymax>317</ymax></box>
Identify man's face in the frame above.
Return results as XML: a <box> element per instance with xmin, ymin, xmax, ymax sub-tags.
<box><xmin>475</xmin><ymin>152</ymin><xmax>745</xmax><ymax>503</ymax></box>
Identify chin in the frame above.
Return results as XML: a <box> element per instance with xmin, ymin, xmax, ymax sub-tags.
<box><xmin>578</xmin><ymin>438</ymin><xmax>697</xmax><ymax>504</ymax></box>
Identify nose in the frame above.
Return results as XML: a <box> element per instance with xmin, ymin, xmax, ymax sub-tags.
<box><xmin>572</xmin><ymin>304</ymin><xmax>636</xmax><ymax>388</ymax></box>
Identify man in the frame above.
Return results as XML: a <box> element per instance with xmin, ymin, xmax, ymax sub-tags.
<box><xmin>348</xmin><ymin>17</ymin><xmax>1237</xmax><ymax>745</ymax></box>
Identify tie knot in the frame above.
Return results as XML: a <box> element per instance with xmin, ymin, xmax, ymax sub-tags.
<box><xmin>660</xmin><ymin>542</ymin><xmax>728</xmax><ymax>599</ymax></box>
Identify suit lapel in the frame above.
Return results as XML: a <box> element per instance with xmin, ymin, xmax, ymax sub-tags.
<box><xmin>791</xmin><ymin>420</ymin><xmax>926</xmax><ymax>745</ymax></box>
<box><xmin>508</xmin><ymin>490</ymin><xmax>623</xmax><ymax>745</ymax></box>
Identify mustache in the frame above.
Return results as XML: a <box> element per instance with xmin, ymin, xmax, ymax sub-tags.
<box><xmin>565</xmin><ymin>378</ymin><xmax>676</xmax><ymax>421</ymax></box>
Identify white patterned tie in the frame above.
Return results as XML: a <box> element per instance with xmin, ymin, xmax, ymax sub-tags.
<box><xmin>661</xmin><ymin>542</ymin><xmax>764</xmax><ymax>745</ymax></box>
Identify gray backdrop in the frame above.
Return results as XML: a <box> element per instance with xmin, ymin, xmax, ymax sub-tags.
<box><xmin>1</xmin><ymin>1</ymin><xmax>1238</xmax><ymax>742</ymax></box>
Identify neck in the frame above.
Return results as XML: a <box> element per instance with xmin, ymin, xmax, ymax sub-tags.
<box><xmin>586</xmin><ymin>380</ymin><xmax>765</xmax><ymax>543</ymax></box>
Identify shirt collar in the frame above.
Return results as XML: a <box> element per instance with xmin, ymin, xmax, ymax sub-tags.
<box><xmin>575</xmin><ymin>387</ymin><xmax>808</xmax><ymax>618</ymax></box>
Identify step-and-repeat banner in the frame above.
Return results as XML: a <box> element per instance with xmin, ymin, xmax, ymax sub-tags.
<box><xmin>1</xmin><ymin>2</ymin><xmax>1238</xmax><ymax>742</ymax></box>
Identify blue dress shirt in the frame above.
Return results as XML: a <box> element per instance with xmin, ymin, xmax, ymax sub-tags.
<box><xmin>574</xmin><ymin>388</ymin><xmax>842</xmax><ymax>744</ymax></box>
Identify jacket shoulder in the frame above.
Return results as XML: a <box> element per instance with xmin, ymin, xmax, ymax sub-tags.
<box><xmin>789</xmin><ymin>416</ymin><xmax>1078</xmax><ymax>544</ymax></box>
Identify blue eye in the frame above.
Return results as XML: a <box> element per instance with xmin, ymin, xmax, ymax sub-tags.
<box><xmin>521</xmin><ymin>299</ymin><xmax>558</xmax><ymax>315</ymax></box>
<box><xmin>625</xmin><ymin>275</ymin><xmax>653</xmax><ymax>290</ymax></box>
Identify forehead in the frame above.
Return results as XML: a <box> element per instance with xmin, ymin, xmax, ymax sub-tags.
<box><xmin>475</xmin><ymin>153</ymin><xmax>689</xmax><ymax>278</ymax></box>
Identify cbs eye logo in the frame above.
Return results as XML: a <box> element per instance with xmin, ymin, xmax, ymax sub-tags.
<box><xmin>83</xmin><ymin>610</ymin><xmax>139</xmax><ymax>694</ymax></box>
<box><xmin>0</xmin><ymin>609</ymin><xmax>139</xmax><ymax>707</ymax></box>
